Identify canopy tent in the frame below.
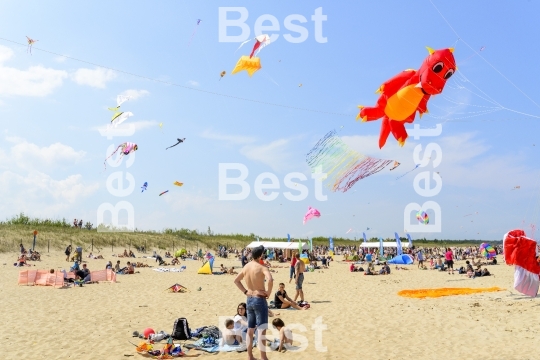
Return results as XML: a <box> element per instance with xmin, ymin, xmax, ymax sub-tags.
<box><xmin>246</xmin><ymin>241</ymin><xmax>309</xmax><ymax>250</ymax></box>
<box><xmin>360</xmin><ymin>242</ymin><xmax>411</xmax><ymax>248</ymax></box>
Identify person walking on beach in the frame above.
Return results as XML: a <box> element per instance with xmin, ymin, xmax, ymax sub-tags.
<box><xmin>234</xmin><ymin>245</ymin><xmax>273</xmax><ymax>359</ymax></box>
<box><xmin>417</xmin><ymin>249</ymin><xmax>425</xmax><ymax>269</ymax></box>
<box><xmin>294</xmin><ymin>253</ymin><xmax>305</xmax><ymax>302</ymax></box>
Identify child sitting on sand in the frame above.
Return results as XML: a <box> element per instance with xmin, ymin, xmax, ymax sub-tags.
<box><xmin>223</xmin><ymin>319</ymin><xmax>240</xmax><ymax>345</ymax></box>
<box><xmin>271</xmin><ymin>318</ymin><xmax>293</xmax><ymax>352</ymax></box>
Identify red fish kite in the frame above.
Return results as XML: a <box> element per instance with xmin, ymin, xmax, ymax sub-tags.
<box><xmin>357</xmin><ymin>47</ymin><xmax>456</xmax><ymax>148</ymax></box>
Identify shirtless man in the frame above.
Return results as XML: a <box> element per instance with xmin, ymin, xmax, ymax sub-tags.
<box><xmin>294</xmin><ymin>253</ymin><xmax>305</xmax><ymax>302</ymax></box>
<box><xmin>234</xmin><ymin>245</ymin><xmax>273</xmax><ymax>360</ymax></box>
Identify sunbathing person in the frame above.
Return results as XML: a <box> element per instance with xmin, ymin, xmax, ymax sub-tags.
<box><xmin>220</xmin><ymin>264</ymin><xmax>228</xmax><ymax>273</ymax></box>
<box><xmin>118</xmin><ymin>262</ymin><xmax>135</xmax><ymax>274</ymax></box>
<box><xmin>114</xmin><ymin>260</ymin><xmax>121</xmax><ymax>273</ymax></box>
<box><xmin>29</xmin><ymin>250</ymin><xmax>41</xmax><ymax>261</ymax></box>
<box><xmin>379</xmin><ymin>262</ymin><xmax>391</xmax><ymax>275</ymax></box>
<box><xmin>155</xmin><ymin>254</ymin><xmax>166</xmax><ymax>266</ymax></box>
<box><xmin>171</xmin><ymin>258</ymin><xmax>180</xmax><ymax>265</ymax></box>
<box><xmin>17</xmin><ymin>254</ymin><xmax>28</xmax><ymax>267</ymax></box>
<box><xmin>274</xmin><ymin>283</ymin><xmax>308</xmax><ymax>310</ymax></box>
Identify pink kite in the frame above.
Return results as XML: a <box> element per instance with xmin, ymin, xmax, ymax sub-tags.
<box><xmin>503</xmin><ymin>229</ymin><xmax>540</xmax><ymax>297</ymax></box>
<box><xmin>103</xmin><ymin>142</ymin><xmax>138</xmax><ymax>171</ymax></box>
<box><xmin>303</xmin><ymin>206</ymin><xmax>321</xmax><ymax>225</ymax></box>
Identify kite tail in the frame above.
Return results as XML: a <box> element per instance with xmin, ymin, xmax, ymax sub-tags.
<box><xmin>103</xmin><ymin>144</ymin><xmax>122</xmax><ymax>171</ymax></box>
<box><xmin>187</xmin><ymin>25</ymin><xmax>199</xmax><ymax>47</ymax></box>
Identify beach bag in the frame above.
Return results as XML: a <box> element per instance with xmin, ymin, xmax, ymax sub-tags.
<box><xmin>172</xmin><ymin>317</ymin><xmax>191</xmax><ymax>340</ymax></box>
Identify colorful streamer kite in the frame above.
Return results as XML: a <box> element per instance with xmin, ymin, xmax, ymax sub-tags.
<box><xmin>187</xmin><ymin>19</ymin><xmax>201</xmax><ymax>47</ymax></box>
<box><xmin>103</xmin><ymin>142</ymin><xmax>137</xmax><ymax>171</ymax></box>
<box><xmin>26</xmin><ymin>36</ymin><xmax>38</xmax><ymax>54</ymax></box>
<box><xmin>306</xmin><ymin>130</ymin><xmax>393</xmax><ymax>192</ymax></box>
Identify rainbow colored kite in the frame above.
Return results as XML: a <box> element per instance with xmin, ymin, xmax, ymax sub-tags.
<box><xmin>306</xmin><ymin>130</ymin><xmax>393</xmax><ymax>192</ymax></box>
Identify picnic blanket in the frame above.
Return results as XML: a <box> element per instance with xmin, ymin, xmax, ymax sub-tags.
<box><xmin>153</xmin><ymin>266</ymin><xmax>186</xmax><ymax>273</ymax></box>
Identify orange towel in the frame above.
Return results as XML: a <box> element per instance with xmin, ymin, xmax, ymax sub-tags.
<box><xmin>398</xmin><ymin>287</ymin><xmax>504</xmax><ymax>298</ymax></box>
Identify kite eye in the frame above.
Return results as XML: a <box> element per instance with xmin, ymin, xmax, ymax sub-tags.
<box><xmin>444</xmin><ymin>69</ymin><xmax>454</xmax><ymax>79</ymax></box>
<box><xmin>432</xmin><ymin>62</ymin><xmax>444</xmax><ymax>73</ymax></box>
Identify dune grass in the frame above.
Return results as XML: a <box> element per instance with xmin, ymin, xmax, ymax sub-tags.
<box><xmin>0</xmin><ymin>213</ymin><xmax>494</xmax><ymax>254</ymax></box>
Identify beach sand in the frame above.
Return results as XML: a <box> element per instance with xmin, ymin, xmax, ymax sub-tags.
<box><xmin>0</xmin><ymin>250</ymin><xmax>537</xmax><ymax>360</ymax></box>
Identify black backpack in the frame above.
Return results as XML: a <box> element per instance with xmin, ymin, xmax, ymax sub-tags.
<box><xmin>172</xmin><ymin>318</ymin><xmax>191</xmax><ymax>340</ymax></box>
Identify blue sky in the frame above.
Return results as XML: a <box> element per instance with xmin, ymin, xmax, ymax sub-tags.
<box><xmin>1</xmin><ymin>1</ymin><xmax>539</xmax><ymax>241</ymax></box>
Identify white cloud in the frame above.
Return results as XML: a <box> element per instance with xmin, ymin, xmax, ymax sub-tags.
<box><xmin>0</xmin><ymin>46</ymin><xmax>13</xmax><ymax>63</ymax></box>
<box><xmin>0</xmin><ymin>138</ymin><xmax>98</xmax><ymax>215</ymax></box>
<box><xmin>240</xmin><ymin>139</ymin><xmax>292</xmax><ymax>172</ymax></box>
<box><xmin>71</xmin><ymin>67</ymin><xmax>116</xmax><ymax>88</ymax></box>
<box><xmin>202</xmin><ymin>130</ymin><xmax>298</xmax><ymax>172</ymax></box>
<box><xmin>8</xmin><ymin>141</ymin><xmax>85</xmax><ymax>171</ymax></box>
<box><xmin>200</xmin><ymin>129</ymin><xmax>255</xmax><ymax>145</ymax></box>
<box><xmin>187</xmin><ymin>80</ymin><xmax>199</xmax><ymax>86</ymax></box>
<box><xmin>0</xmin><ymin>45</ymin><xmax>68</xmax><ymax>97</ymax></box>
<box><xmin>0</xmin><ymin>170</ymin><xmax>99</xmax><ymax>214</ymax></box>
<box><xmin>119</xmin><ymin>89</ymin><xmax>149</xmax><ymax>100</ymax></box>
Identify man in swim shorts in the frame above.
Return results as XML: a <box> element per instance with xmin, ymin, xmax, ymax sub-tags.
<box><xmin>294</xmin><ymin>253</ymin><xmax>306</xmax><ymax>302</ymax></box>
<box><xmin>234</xmin><ymin>245</ymin><xmax>273</xmax><ymax>360</ymax></box>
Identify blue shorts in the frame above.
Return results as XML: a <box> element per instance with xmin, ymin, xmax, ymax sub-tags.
<box><xmin>246</xmin><ymin>296</ymin><xmax>268</xmax><ymax>329</ymax></box>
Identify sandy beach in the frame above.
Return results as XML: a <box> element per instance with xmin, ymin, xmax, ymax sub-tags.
<box><xmin>1</xmin><ymin>250</ymin><xmax>537</xmax><ymax>360</ymax></box>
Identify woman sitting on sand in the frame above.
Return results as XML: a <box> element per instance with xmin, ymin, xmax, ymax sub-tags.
<box><xmin>17</xmin><ymin>254</ymin><xmax>28</xmax><ymax>267</ymax></box>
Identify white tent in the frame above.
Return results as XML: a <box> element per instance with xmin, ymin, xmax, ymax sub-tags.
<box><xmin>360</xmin><ymin>242</ymin><xmax>411</xmax><ymax>248</ymax></box>
<box><xmin>246</xmin><ymin>241</ymin><xmax>309</xmax><ymax>250</ymax></box>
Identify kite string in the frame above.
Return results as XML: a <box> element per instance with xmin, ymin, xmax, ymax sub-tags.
<box><xmin>428</xmin><ymin>0</ymin><xmax>540</xmax><ymax>111</ymax></box>
<box><xmin>0</xmin><ymin>37</ymin><xmax>349</xmax><ymax>117</ymax></box>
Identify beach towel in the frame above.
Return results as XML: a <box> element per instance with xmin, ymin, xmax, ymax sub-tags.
<box><xmin>398</xmin><ymin>287</ymin><xmax>504</xmax><ymax>299</ymax></box>
<box><xmin>191</xmin><ymin>338</ymin><xmax>255</xmax><ymax>353</ymax></box>
<box><xmin>153</xmin><ymin>266</ymin><xmax>186</xmax><ymax>273</ymax></box>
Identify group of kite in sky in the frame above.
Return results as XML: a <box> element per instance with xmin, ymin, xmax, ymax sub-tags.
<box><xmin>102</xmin><ymin>92</ymin><xmax>186</xmax><ymax>196</ymax></box>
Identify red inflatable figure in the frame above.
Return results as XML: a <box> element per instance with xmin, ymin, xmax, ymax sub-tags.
<box><xmin>357</xmin><ymin>47</ymin><xmax>456</xmax><ymax>148</ymax></box>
